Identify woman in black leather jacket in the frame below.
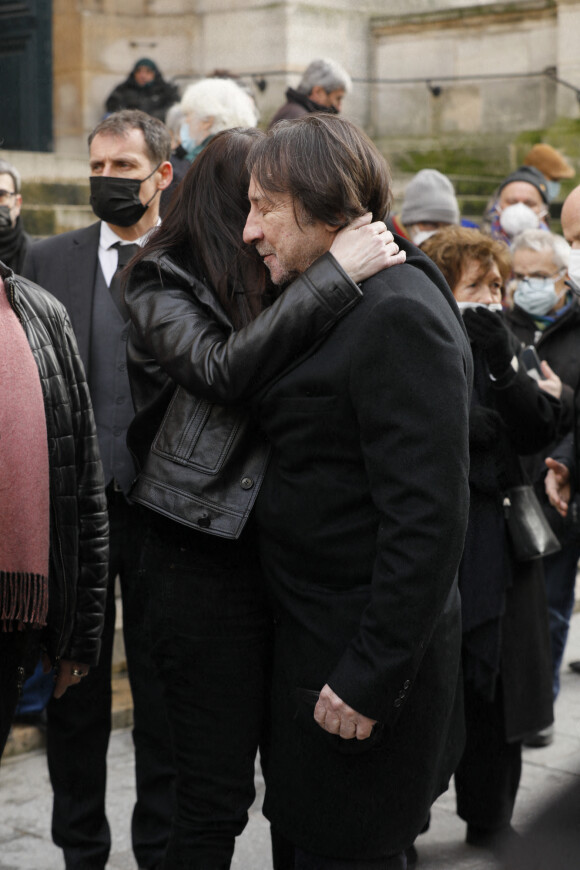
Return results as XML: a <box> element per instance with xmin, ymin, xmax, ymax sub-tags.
<box><xmin>125</xmin><ymin>127</ymin><xmax>403</xmax><ymax>869</ymax></box>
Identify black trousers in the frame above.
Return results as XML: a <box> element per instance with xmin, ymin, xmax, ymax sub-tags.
<box><xmin>46</xmin><ymin>493</ymin><xmax>176</xmax><ymax>870</ymax></box>
<box><xmin>455</xmin><ymin>677</ymin><xmax>521</xmax><ymax>831</ymax></box>
<box><xmin>139</xmin><ymin>511</ymin><xmax>271</xmax><ymax>869</ymax></box>
<box><xmin>0</xmin><ymin>630</ymin><xmax>38</xmax><ymax>758</ymax></box>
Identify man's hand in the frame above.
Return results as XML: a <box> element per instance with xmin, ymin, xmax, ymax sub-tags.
<box><xmin>313</xmin><ymin>684</ymin><xmax>377</xmax><ymax>740</ymax></box>
<box><xmin>545</xmin><ymin>457</ymin><xmax>571</xmax><ymax>517</ymax></box>
<box><xmin>43</xmin><ymin>652</ymin><xmax>90</xmax><ymax>699</ymax></box>
<box><xmin>538</xmin><ymin>360</ymin><xmax>562</xmax><ymax>399</ymax></box>
<box><xmin>330</xmin><ymin>213</ymin><xmax>406</xmax><ymax>285</ymax></box>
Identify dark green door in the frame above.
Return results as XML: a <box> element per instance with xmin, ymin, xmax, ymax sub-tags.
<box><xmin>0</xmin><ymin>0</ymin><xmax>53</xmax><ymax>151</ymax></box>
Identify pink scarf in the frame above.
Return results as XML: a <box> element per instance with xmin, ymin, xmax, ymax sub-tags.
<box><xmin>0</xmin><ymin>277</ymin><xmax>49</xmax><ymax>630</ymax></box>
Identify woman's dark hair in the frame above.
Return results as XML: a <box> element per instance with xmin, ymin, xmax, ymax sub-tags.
<box><xmin>130</xmin><ymin>127</ymin><xmax>267</xmax><ymax>328</ymax></box>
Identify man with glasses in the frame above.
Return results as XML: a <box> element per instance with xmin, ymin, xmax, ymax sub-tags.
<box><xmin>0</xmin><ymin>159</ymin><xmax>31</xmax><ymax>273</ymax></box>
<box><xmin>505</xmin><ymin>227</ymin><xmax>579</xmax><ymax>747</ymax></box>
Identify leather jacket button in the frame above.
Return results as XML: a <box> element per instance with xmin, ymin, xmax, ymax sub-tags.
<box><xmin>240</xmin><ymin>477</ymin><xmax>254</xmax><ymax>490</ymax></box>
<box><xmin>404</xmin><ymin>680</ymin><xmax>411</xmax><ymax>690</ymax></box>
<box><xmin>394</xmin><ymin>698</ymin><xmax>402</xmax><ymax>708</ymax></box>
<box><xmin>197</xmin><ymin>513</ymin><xmax>211</xmax><ymax>528</ymax></box>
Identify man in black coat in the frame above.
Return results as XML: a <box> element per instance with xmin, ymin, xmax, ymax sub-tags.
<box><xmin>243</xmin><ymin>115</ymin><xmax>472</xmax><ymax>868</ymax></box>
<box><xmin>22</xmin><ymin>110</ymin><xmax>175</xmax><ymax>870</ymax></box>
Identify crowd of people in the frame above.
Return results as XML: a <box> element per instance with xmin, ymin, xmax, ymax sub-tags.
<box><xmin>1</xmin><ymin>53</ymin><xmax>580</xmax><ymax>870</ymax></box>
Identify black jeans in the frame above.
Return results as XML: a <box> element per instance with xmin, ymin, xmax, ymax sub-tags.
<box><xmin>139</xmin><ymin>511</ymin><xmax>271</xmax><ymax>870</ymax></box>
<box><xmin>0</xmin><ymin>629</ymin><xmax>39</xmax><ymax>758</ymax></box>
<box><xmin>47</xmin><ymin>493</ymin><xmax>175</xmax><ymax>870</ymax></box>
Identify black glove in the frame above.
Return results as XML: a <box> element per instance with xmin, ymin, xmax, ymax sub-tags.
<box><xmin>463</xmin><ymin>307</ymin><xmax>513</xmax><ymax>377</ymax></box>
<box><xmin>468</xmin><ymin>404</ymin><xmax>503</xmax><ymax>448</ymax></box>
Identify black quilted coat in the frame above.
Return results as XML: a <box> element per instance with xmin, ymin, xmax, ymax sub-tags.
<box><xmin>0</xmin><ymin>261</ymin><xmax>108</xmax><ymax>666</ymax></box>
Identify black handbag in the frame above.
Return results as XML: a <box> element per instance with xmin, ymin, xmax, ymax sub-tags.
<box><xmin>503</xmin><ymin>485</ymin><xmax>562</xmax><ymax>562</ymax></box>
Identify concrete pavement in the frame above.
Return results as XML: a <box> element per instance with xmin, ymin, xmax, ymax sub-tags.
<box><xmin>1</xmin><ymin>612</ymin><xmax>580</xmax><ymax>870</ymax></box>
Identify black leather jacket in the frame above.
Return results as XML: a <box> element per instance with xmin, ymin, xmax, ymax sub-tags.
<box><xmin>1</xmin><ymin>261</ymin><xmax>109</xmax><ymax>665</ymax></box>
<box><xmin>126</xmin><ymin>251</ymin><xmax>362</xmax><ymax>539</ymax></box>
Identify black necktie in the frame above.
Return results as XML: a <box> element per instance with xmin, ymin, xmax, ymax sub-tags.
<box><xmin>109</xmin><ymin>242</ymin><xmax>139</xmax><ymax>321</ymax></box>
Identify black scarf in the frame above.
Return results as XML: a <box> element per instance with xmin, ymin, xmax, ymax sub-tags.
<box><xmin>0</xmin><ymin>219</ymin><xmax>30</xmax><ymax>274</ymax></box>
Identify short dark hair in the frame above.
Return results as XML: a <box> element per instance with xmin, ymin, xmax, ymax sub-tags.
<box><xmin>421</xmin><ymin>226</ymin><xmax>512</xmax><ymax>292</ymax></box>
<box><xmin>88</xmin><ymin>109</ymin><xmax>171</xmax><ymax>165</ymax></box>
<box><xmin>247</xmin><ymin>114</ymin><xmax>391</xmax><ymax>227</ymax></box>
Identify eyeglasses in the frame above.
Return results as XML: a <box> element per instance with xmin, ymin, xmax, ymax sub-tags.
<box><xmin>0</xmin><ymin>189</ymin><xmax>17</xmax><ymax>204</ymax></box>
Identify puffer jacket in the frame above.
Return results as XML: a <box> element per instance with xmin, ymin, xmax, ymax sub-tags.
<box><xmin>1</xmin><ymin>262</ymin><xmax>108</xmax><ymax>665</ymax></box>
<box><xmin>126</xmin><ymin>251</ymin><xmax>362</xmax><ymax>539</ymax></box>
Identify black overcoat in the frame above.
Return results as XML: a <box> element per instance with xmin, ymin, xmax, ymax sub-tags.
<box><xmin>253</xmin><ymin>245</ymin><xmax>472</xmax><ymax>858</ymax></box>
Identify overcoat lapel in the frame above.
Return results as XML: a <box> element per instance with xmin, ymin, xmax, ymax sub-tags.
<box><xmin>65</xmin><ymin>223</ymin><xmax>101</xmax><ymax>372</ymax></box>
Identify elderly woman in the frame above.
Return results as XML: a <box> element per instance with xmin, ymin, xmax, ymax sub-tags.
<box><xmin>421</xmin><ymin>227</ymin><xmax>559</xmax><ymax>854</ymax></box>
<box><xmin>178</xmin><ymin>76</ymin><xmax>258</xmax><ymax>162</ymax></box>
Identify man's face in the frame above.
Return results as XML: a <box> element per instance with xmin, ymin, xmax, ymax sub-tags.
<box><xmin>243</xmin><ymin>175</ymin><xmax>336</xmax><ymax>286</ymax></box>
<box><xmin>498</xmin><ymin>181</ymin><xmax>546</xmax><ymax>217</ymax></box>
<box><xmin>0</xmin><ymin>172</ymin><xmax>22</xmax><ymax>227</ymax></box>
<box><xmin>561</xmin><ymin>188</ymin><xmax>580</xmax><ymax>249</ymax></box>
<box><xmin>309</xmin><ymin>85</ymin><xmax>346</xmax><ymax>112</ymax></box>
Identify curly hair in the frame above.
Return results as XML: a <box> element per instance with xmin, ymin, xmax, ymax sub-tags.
<box><xmin>421</xmin><ymin>226</ymin><xmax>512</xmax><ymax>292</ymax></box>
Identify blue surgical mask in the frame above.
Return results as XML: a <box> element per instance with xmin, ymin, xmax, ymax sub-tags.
<box><xmin>514</xmin><ymin>277</ymin><xmax>559</xmax><ymax>316</ymax></box>
<box><xmin>179</xmin><ymin>121</ymin><xmax>195</xmax><ymax>154</ymax></box>
<box><xmin>546</xmin><ymin>180</ymin><xmax>561</xmax><ymax>201</ymax></box>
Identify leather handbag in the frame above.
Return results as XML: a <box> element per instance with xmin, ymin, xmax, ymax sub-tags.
<box><xmin>503</xmin><ymin>485</ymin><xmax>561</xmax><ymax>562</ymax></box>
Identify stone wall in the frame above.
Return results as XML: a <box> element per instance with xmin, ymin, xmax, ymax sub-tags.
<box><xmin>51</xmin><ymin>0</ymin><xmax>580</xmax><ymax>153</ymax></box>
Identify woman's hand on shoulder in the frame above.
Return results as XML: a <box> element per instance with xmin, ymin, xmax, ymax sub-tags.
<box><xmin>330</xmin><ymin>213</ymin><xmax>406</xmax><ymax>285</ymax></box>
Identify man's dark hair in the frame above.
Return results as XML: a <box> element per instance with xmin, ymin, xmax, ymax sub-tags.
<box><xmin>88</xmin><ymin>109</ymin><xmax>171</xmax><ymax>165</ymax></box>
<box><xmin>247</xmin><ymin>114</ymin><xmax>391</xmax><ymax>227</ymax></box>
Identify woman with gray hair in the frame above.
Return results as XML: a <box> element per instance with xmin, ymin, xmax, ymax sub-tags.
<box><xmin>179</xmin><ymin>77</ymin><xmax>259</xmax><ymax>163</ymax></box>
<box><xmin>505</xmin><ymin>227</ymin><xmax>580</xmax><ymax>748</ymax></box>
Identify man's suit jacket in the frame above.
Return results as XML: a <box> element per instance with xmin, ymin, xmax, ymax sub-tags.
<box><xmin>22</xmin><ymin>222</ymin><xmax>101</xmax><ymax>374</ymax></box>
<box><xmin>253</xmin><ymin>241</ymin><xmax>473</xmax><ymax>859</ymax></box>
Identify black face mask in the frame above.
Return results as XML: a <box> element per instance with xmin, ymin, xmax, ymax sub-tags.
<box><xmin>0</xmin><ymin>205</ymin><xmax>13</xmax><ymax>230</ymax></box>
<box><xmin>89</xmin><ymin>164</ymin><xmax>161</xmax><ymax>227</ymax></box>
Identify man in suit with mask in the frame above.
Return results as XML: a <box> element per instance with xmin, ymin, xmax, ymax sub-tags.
<box><xmin>23</xmin><ymin>109</ymin><xmax>175</xmax><ymax>870</ymax></box>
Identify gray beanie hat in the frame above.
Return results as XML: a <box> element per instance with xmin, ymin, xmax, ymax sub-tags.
<box><xmin>401</xmin><ymin>169</ymin><xmax>460</xmax><ymax>225</ymax></box>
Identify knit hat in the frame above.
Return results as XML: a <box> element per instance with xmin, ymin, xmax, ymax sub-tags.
<box><xmin>524</xmin><ymin>144</ymin><xmax>575</xmax><ymax>181</ymax></box>
<box><xmin>133</xmin><ymin>58</ymin><xmax>158</xmax><ymax>73</ymax></box>
<box><xmin>498</xmin><ymin>166</ymin><xmax>550</xmax><ymax>205</ymax></box>
<box><xmin>401</xmin><ymin>169</ymin><xmax>460</xmax><ymax>225</ymax></box>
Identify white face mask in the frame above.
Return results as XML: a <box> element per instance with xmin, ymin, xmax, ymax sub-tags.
<box><xmin>411</xmin><ymin>229</ymin><xmax>437</xmax><ymax>247</ymax></box>
<box><xmin>499</xmin><ymin>202</ymin><xmax>541</xmax><ymax>237</ymax></box>
<box><xmin>513</xmin><ymin>277</ymin><xmax>562</xmax><ymax>317</ymax></box>
<box><xmin>568</xmin><ymin>249</ymin><xmax>580</xmax><ymax>290</ymax></box>
<box><xmin>456</xmin><ymin>302</ymin><xmax>503</xmax><ymax>314</ymax></box>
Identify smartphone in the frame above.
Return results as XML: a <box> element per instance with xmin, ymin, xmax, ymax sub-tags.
<box><xmin>521</xmin><ymin>346</ymin><xmax>543</xmax><ymax>381</ymax></box>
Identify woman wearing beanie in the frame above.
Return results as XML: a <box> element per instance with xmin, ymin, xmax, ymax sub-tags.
<box><xmin>388</xmin><ymin>168</ymin><xmax>461</xmax><ymax>247</ymax></box>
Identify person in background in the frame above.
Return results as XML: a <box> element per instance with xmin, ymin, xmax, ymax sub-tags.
<box><xmin>486</xmin><ymin>166</ymin><xmax>550</xmax><ymax>245</ymax></box>
<box><xmin>504</xmin><ymin>229</ymin><xmax>578</xmax><ymax>747</ymax></box>
<box><xmin>421</xmin><ymin>226</ymin><xmax>558</xmax><ymax>858</ymax></box>
<box><xmin>0</xmin><ymin>158</ymin><xmax>31</xmax><ymax>274</ymax></box>
<box><xmin>159</xmin><ymin>103</ymin><xmax>189</xmax><ymax>217</ymax></box>
<box><xmin>0</xmin><ymin>259</ymin><xmax>108</xmax><ymax>759</ymax></box>
<box><xmin>388</xmin><ymin>168</ymin><xmax>461</xmax><ymax>246</ymax></box>
<box><xmin>523</xmin><ymin>143</ymin><xmax>575</xmax><ymax>203</ymax></box>
<box><xmin>22</xmin><ymin>109</ymin><xmax>175</xmax><ymax>870</ymax></box>
<box><xmin>268</xmin><ymin>57</ymin><xmax>351</xmax><ymax>128</ymax></box>
<box><xmin>105</xmin><ymin>58</ymin><xmax>179</xmax><ymax>122</ymax></box>
<box><xmin>178</xmin><ymin>76</ymin><xmax>258</xmax><ymax>163</ymax></box>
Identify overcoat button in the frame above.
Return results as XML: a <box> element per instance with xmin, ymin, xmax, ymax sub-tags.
<box><xmin>240</xmin><ymin>477</ymin><xmax>254</xmax><ymax>490</ymax></box>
